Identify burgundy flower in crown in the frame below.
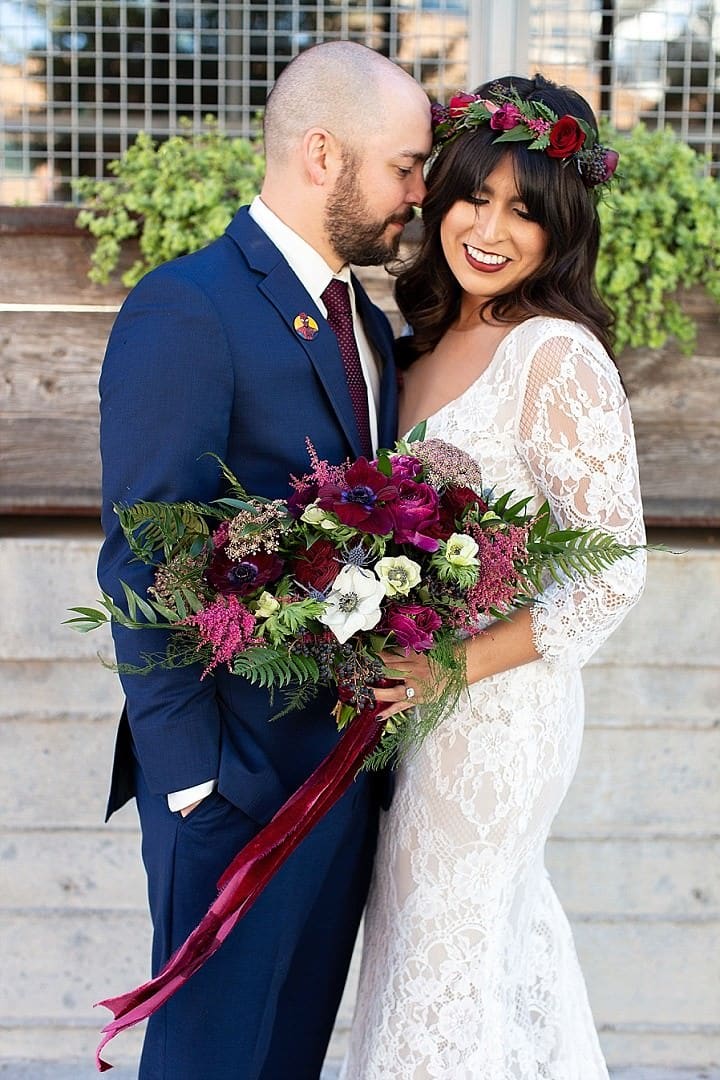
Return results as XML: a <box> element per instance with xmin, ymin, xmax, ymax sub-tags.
<box><xmin>448</xmin><ymin>92</ymin><xmax>478</xmax><ymax>117</ymax></box>
<box><xmin>431</xmin><ymin>86</ymin><xmax>619</xmax><ymax>189</ymax></box>
<box><xmin>489</xmin><ymin>103</ymin><xmax>523</xmax><ymax>132</ymax></box>
<box><xmin>600</xmin><ymin>148</ymin><xmax>619</xmax><ymax>182</ymax></box>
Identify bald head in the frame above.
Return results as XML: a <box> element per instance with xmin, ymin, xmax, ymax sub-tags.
<box><xmin>263</xmin><ymin>41</ymin><xmax>425</xmax><ymax>168</ymax></box>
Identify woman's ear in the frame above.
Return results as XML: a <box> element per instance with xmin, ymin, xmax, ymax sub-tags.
<box><xmin>302</xmin><ymin>128</ymin><xmax>343</xmax><ymax>187</ymax></box>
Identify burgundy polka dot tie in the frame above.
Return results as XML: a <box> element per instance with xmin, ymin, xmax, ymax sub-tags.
<box><xmin>322</xmin><ymin>278</ymin><xmax>373</xmax><ymax>459</ymax></box>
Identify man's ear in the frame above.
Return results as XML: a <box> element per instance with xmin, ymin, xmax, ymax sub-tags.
<box><xmin>302</xmin><ymin>128</ymin><xmax>343</xmax><ymax>187</ymax></box>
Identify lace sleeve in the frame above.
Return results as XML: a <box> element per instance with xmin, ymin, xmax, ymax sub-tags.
<box><xmin>516</xmin><ymin>329</ymin><xmax>647</xmax><ymax>669</ymax></box>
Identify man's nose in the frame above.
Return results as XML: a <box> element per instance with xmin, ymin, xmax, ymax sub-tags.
<box><xmin>408</xmin><ymin>171</ymin><xmax>427</xmax><ymax>206</ymax></box>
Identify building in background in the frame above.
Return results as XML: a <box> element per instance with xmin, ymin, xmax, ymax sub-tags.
<box><xmin>1</xmin><ymin>0</ymin><xmax>718</xmax><ymax>203</ymax></box>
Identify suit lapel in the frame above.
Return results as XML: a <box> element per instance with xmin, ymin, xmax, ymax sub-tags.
<box><xmin>259</xmin><ymin>261</ymin><xmax>363</xmax><ymax>456</ymax></box>
<box><xmin>353</xmin><ymin>277</ymin><xmax>399</xmax><ymax>451</ymax></box>
<box><xmin>226</xmin><ymin>209</ymin><xmax>396</xmax><ymax>457</ymax></box>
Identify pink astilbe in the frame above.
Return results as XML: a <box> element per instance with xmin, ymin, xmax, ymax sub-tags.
<box><xmin>527</xmin><ymin>118</ymin><xmax>552</xmax><ymax>137</ymax></box>
<box><xmin>184</xmin><ymin>595</ymin><xmax>259</xmax><ymax>676</ymax></box>
<box><xmin>458</xmin><ymin>524</ymin><xmax>529</xmax><ymax>627</ymax></box>
<box><xmin>290</xmin><ymin>439</ymin><xmax>349</xmax><ymax>497</ymax></box>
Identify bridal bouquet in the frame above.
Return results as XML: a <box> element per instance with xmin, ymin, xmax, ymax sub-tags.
<box><xmin>69</xmin><ymin>425</ymin><xmax>640</xmax><ymax>1069</ymax></box>
<box><xmin>69</xmin><ymin>425</ymin><xmax>632</xmax><ymax>767</ymax></box>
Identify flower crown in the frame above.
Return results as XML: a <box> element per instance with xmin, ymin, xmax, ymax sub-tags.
<box><xmin>431</xmin><ymin>86</ymin><xmax>619</xmax><ymax>189</ymax></box>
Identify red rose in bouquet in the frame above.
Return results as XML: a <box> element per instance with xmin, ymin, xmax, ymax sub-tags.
<box><xmin>292</xmin><ymin>539</ymin><xmax>340</xmax><ymax>592</ymax></box>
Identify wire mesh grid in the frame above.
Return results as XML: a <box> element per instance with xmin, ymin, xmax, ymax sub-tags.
<box><xmin>0</xmin><ymin>0</ymin><xmax>471</xmax><ymax>201</ymax></box>
<box><xmin>528</xmin><ymin>0</ymin><xmax>719</xmax><ymax>171</ymax></box>
<box><xmin>0</xmin><ymin>0</ymin><xmax>718</xmax><ymax>203</ymax></box>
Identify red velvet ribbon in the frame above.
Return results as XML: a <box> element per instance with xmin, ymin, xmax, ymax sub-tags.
<box><xmin>94</xmin><ymin>703</ymin><xmax>386</xmax><ymax>1072</ymax></box>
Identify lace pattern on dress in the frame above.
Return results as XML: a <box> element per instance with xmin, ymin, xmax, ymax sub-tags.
<box><xmin>340</xmin><ymin>317</ymin><xmax>646</xmax><ymax>1080</ymax></box>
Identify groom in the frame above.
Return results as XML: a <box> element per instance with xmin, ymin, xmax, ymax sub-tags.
<box><xmin>97</xmin><ymin>40</ymin><xmax>431</xmax><ymax>1080</ymax></box>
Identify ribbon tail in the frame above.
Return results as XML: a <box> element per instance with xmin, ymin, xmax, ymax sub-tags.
<box><xmin>94</xmin><ymin>705</ymin><xmax>385</xmax><ymax>1071</ymax></box>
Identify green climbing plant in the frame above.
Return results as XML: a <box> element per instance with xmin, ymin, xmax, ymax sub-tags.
<box><xmin>597</xmin><ymin>123</ymin><xmax>720</xmax><ymax>354</ymax></box>
<box><xmin>74</xmin><ymin>118</ymin><xmax>265</xmax><ymax>286</ymax></box>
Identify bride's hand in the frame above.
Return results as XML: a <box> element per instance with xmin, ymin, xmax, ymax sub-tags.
<box><xmin>373</xmin><ymin>649</ymin><xmax>434</xmax><ymax>720</ymax></box>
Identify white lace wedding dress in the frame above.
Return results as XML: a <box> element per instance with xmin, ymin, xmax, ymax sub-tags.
<box><xmin>340</xmin><ymin>317</ymin><xmax>647</xmax><ymax>1080</ymax></box>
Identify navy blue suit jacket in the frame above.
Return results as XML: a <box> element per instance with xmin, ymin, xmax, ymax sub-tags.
<box><xmin>98</xmin><ymin>206</ymin><xmax>398</xmax><ymax>822</ymax></box>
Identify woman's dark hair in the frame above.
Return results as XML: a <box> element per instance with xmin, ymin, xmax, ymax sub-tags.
<box><xmin>395</xmin><ymin>74</ymin><xmax>615</xmax><ymax>363</ymax></box>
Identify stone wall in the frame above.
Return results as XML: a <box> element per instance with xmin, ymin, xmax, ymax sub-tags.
<box><xmin>1</xmin><ymin>525</ymin><xmax>718</xmax><ymax>1072</ymax></box>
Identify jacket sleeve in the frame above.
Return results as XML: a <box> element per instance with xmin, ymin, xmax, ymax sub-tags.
<box><xmin>97</xmin><ymin>264</ymin><xmax>235</xmax><ymax>795</ymax></box>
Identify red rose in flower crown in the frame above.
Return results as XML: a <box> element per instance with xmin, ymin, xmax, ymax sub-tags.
<box><xmin>448</xmin><ymin>92</ymin><xmax>478</xmax><ymax>117</ymax></box>
<box><xmin>547</xmin><ymin>115</ymin><xmax>586</xmax><ymax>159</ymax></box>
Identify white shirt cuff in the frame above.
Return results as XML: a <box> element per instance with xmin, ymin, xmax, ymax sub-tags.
<box><xmin>167</xmin><ymin>779</ymin><xmax>216</xmax><ymax>813</ymax></box>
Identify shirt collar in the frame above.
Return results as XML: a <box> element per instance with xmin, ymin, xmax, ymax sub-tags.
<box><xmin>249</xmin><ymin>196</ymin><xmax>351</xmax><ymax>309</ymax></box>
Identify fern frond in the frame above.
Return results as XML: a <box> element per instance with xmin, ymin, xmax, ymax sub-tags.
<box><xmin>115</xmin><ymin>500</ymin><xmax>219</xmax><ymax>561</ymax></box>
<box><xmin>269</xmin><ymin>681</ymin><xmax>321</xmax><ymax>722</ymax></box>
<box><xmin>232</xmin><ymin>647</ymin><xmax>319</xmax><ymax>689</ymax></box>
<box><xmin>525</xmin><ymin>531</ymin><xmax>641</xmax><ymax>590</ymax></box>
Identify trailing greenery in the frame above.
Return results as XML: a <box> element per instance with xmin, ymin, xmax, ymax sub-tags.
<box><xmin>114</xmin><ymin>499</ymin><xmax>220</xmax><ymax>562</ymax></box>
<box><xmin>597</xmin><ymin>123</ymin><xmax>720</xmax><ymax>354</ymax></box>
<box><xmin>74</xmin><ymin>118</ymin><xmax>265</xmax><ymax>286</ymax></box>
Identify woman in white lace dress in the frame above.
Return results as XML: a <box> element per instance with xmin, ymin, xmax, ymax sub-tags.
<box><xmin>341</xmin><ymin>76</ymin><xmax>647</xmax><ymax>1080</ymax></box>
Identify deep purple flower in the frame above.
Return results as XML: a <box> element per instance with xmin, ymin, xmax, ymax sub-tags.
<box><xmin>384</xmin><ymin>603</ymin><xmax>443</xmax><ymax>653</ymax></box>
<box><xmin>287</xmin><ymin>482</ymin><xmax>319</xmax><ymax>519</ymax></box>
<box><xmin>390</xmin><ymin>479</ymin><xmax>441</xmax><ymax>552</ymax></box>
<box><xmin>317</xmin><ymin>458</ymin><xmax>397</xmax><ymax>535</ymax></box>
<box><xmin>205</xmin><ymin>547</ymin><xmax>284</xmax><ymax>597</ymax></box>
<box><xmin>600</xmin><ymin>148</ymin><xmax>619</xmax><ymax>182</ymax></box>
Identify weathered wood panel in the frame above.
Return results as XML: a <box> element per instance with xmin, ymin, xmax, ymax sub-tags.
<box><xmin>1</xmin><ymin>206</ymin><xmax>719</xmax><ymax>522</ymax></box>
<box><xmin>0</xmin><ymin>205</ymin><xmax>135</xmax><ymax>306</ymax></box>
<box><xmin>1</xmin><ymin>312</ymin><xmax>111</xmax><ymax>513</ymax></box>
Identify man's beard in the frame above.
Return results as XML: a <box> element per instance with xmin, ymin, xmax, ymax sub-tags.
<box><xmin>325</xmin><ymin>157</ymin><xmax>413</xmax><ymax>266</ymax></box>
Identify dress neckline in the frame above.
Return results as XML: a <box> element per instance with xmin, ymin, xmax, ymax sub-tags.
<box><xmin>418</xmin><ymin>319</ymin><xmax>526</xmax><ymax>429</ymax></box>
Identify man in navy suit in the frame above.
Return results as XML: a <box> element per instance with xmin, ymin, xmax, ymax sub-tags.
<box><xmin>97</xmin><ymin>40</ymin><xmax>431</xmax><ymax>1080</ymax></box>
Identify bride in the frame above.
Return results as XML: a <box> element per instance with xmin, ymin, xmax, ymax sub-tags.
<box><xmin>341</xmin><ymin>75</ymin><xmax>647</xmax><ymax>1079</ymax></box>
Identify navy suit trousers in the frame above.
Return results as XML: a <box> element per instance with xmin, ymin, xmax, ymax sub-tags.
<box><xmin>134</xmin><ymin>759</ymin><xmax>379</xmax><ymax>1080</ymax></box>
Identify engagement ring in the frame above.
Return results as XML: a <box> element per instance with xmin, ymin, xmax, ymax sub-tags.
<box><xmin>405</xmin><ymin>686</ymin><xmax>416</xmax><ymax>700</ymax></box>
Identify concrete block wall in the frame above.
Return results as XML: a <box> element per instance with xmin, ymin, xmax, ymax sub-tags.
<box><xmin>0</xmin><ymin>524</ymin><xmax>718</xmax><ymax>1073</ymax></box>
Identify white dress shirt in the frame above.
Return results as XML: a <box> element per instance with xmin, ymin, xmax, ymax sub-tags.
<box><xmin>168</xmin><ymin>197</ymin><xmax>381</xmax><ymax>813</ymax></box>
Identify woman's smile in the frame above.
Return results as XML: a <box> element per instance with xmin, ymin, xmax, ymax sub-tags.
<box><xmin>463</xmin><ymin>243</ymin><xmax>511</xmax><ymax>271</ymax></box>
